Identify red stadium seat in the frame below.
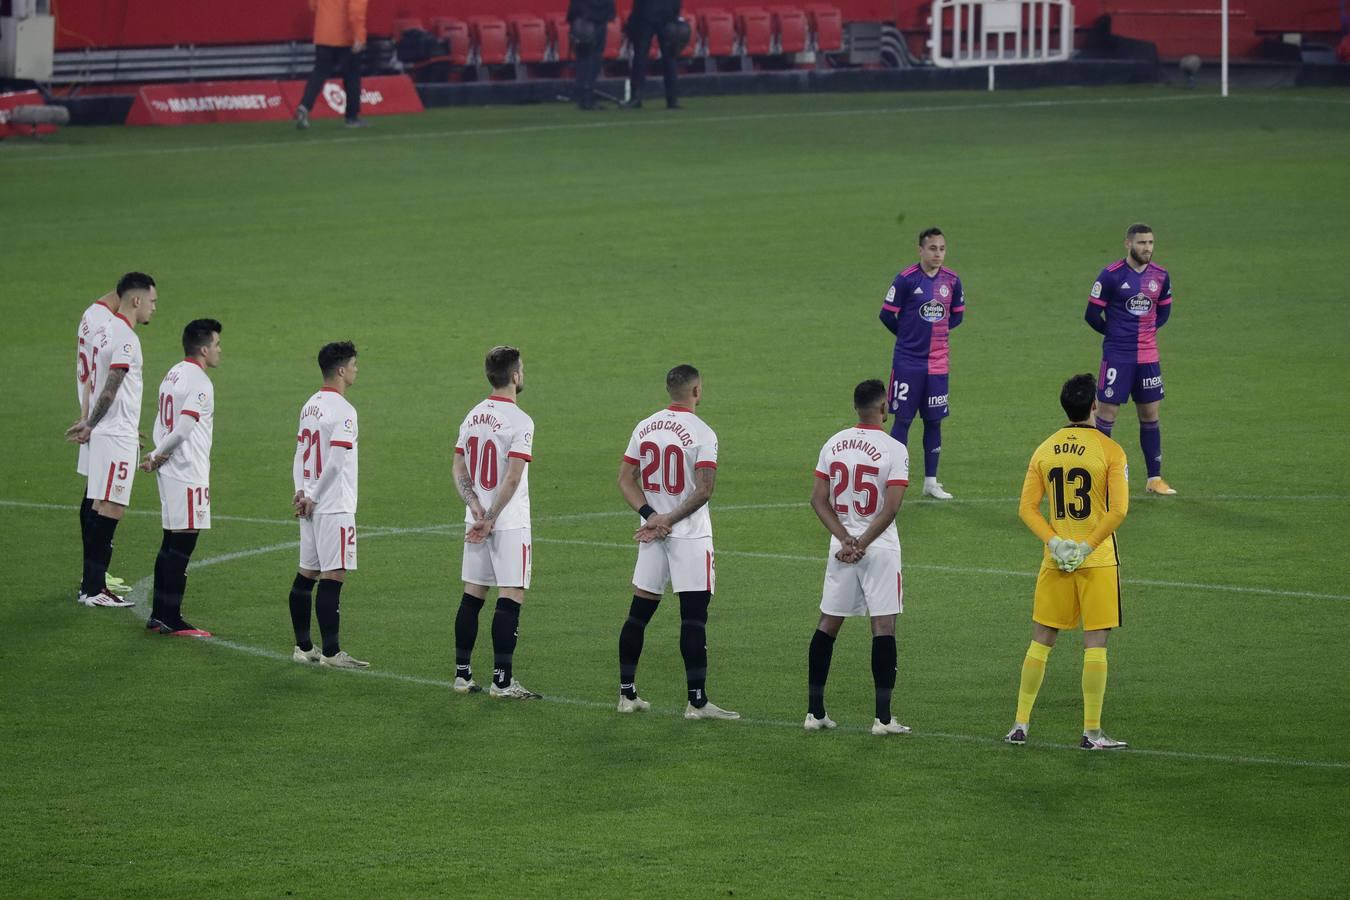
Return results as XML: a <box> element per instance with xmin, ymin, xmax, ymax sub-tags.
<box><xmin>698</xmin><ymin>9</ymin><xmax>737</xmax><ymax>57</ymax></box>
<box><xmin>545</xmin><ymin>13</ymin><xmax>572</xmax><ymax>62</ymax></box>
<box><xmin>769</xmin><ymin>7</ymin><xmax>808</xmax><ymax>54</ymax></box>
<box><xmin>805</xmin><ymin>4</ymin><xmax>843</xmax><ymax>53</ymax></box>
<box><xmin>431</xmin><ymin>17</ymin><xmax>472</xmax><ymax>66</ymax></box>
<box><xmin>469</xmin><ymin>16</ymin><xmax>509</xmax><ymax>65</ymax></box>
<box><xmin>507</xmin><ymin>14</ymin><xmax>548</xmax><ymax>64</ymax></box>
<box><xmin>390</xmin><ymin>17</ymin><xmax>424</xmax><ymax>39</ymax></box>
<box><xmin>604</xmin><ymin>19</ymin><xmax>625</xmax><ymax>60</ymax></box>
<box><xmin>735</xmin><ymin>7</ymin><xmax>773</xmax><ymax>56</ymax></box>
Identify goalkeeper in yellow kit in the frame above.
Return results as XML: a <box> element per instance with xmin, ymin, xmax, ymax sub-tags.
<box><xmin>1006</xmin><ymin>373</ymin><xmax>1130</xmax><ymax>750</ymax></box>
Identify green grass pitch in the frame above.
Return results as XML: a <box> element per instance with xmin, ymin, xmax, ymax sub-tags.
<box><xmin>2</xmin><ymin>85</ymin><xmax>1349</xmax><ymax>897</ymax></box>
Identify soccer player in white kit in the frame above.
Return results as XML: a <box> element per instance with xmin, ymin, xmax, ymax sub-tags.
<box><xmin>615</xmin><ymin>364</ymin><xmax>739</xmax><ymax>720</ymax></box>
<box><xmin>451</xmin><ymin>346</ymin><xmax>541</xmax><ymax>700</ymax></box>
<box><xmin>139</xmin><ymin>319</ymin><xmax>222</xmax><ymax>638</ymax></box>
<box><xmin>65</xmin><ymin>273</ymin><xmax>158</xmax><ymax>609</ymax></box>
<box><xmin>287</xmin><ymin>341</ymin><xmax>368</xmax><ymax>669</ymax></box>
<box><xmin>73</xmin><ymin>285</ymin><xmax>130</xmax><ymax>597</ymax></box>
<box><xmin>804</xmin><ymin>379</ymin><xmax>912</xmax><ymax>736</ymax></box>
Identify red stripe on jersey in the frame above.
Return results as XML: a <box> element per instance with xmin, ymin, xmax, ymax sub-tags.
<box><xmin>952</xmin><ymin>305</ymin><xmax>965</xmax><ymax>312</ymax></box>
<box><xmin>97</xmin><ymin>300</ymin><xmax>116</xmax><ymax>311</ymax></box>
<box><xmin>321</xmin><ymin>386</ymin><xmax>341</xmax><ymax>393</ymax></box>
<box><xmin>695</xmin><ymin>461</ymin><xmax>717</xmax><ymax>470</ymax></box>
<box><xmin>330</xmin><ymin>441</ymin><xmax>353</xmax><ymax>449</ymax></box>
<box><xmin>103</xmin><ymin>463</ymin><xmax>115</xmax><ymax>501</ymax></box>
<box><xmin>1157</xmin><ymin>296</ymin><xmax>1172</xmax><ymax>305</ymax></box>
<box><xmin>901</xmin><ymin>263</ymin><xmax>920</xmax><ymax>275</ymax></box>
<box><xmin>854</xmin><ymin>423</ymin><xmax>883</xmax><ymax>431</ymax></box>
<box><xmin>488</xmin><ymin>395</ymin><xmax>516</xmax><ymax>403</ymax></box>
<box><xmin>181</xmin><ymin>410</ymin><xmax>200</xmax><ymax>420</ymax></box>
<box><xmin>113</xmin><ymin>312</ymin><xmax>132</xmax><ymax>326</ymax></box>
<box><xmin>622</xmin><ymin>454</ymin><xmax>638</xmax><ymax>465</ymax></box>
<box><xmin>109</xmin><ymin>363</ymin><xmax>130</xmax><ymax>370</ymax></box>
<box><xmin>183</xmin><ymin>357</ymin><xmax>204</xmax><ymax>369</ymax></box>
<box><xmin>187</xmin><ymin>487</ymin><xmax>195</xmax><ymax>530</ymax></box>
<box><xmin>881</xmin><ymin>303</ymin><xmax>900</xmax><ymax>312</ymax></box>
<box><xmin>666</xmin><ymin>405</ymin><xmax>694</xmax><ymax>413</ymax></box>
<box><xmin>1106</xmin><ymin>259</ymin><xmax>1126</xmax><ymax>271</ymax></box>
<box><xmin>887</xmin><ymin>479</ymin><xmax>909</xmax><ymax>487</ymax></box>
<box><xmin>813</xmin><ymin>470</ymin><xmax>828</xmax><ymax>480</ymax></box>
<box><xmin>454</xmin><ymin>446</ymin><xmax>465</xmax><ymax>455</ymax></box>
<box><xmin>705</xmin><ymin>551</ymin><xmax>712</xmax><ymax>593</ymax></box>
<box><xmin>508</xmin><ymin>451</ymin><xmax>532</xmax><ymax>461</ymax></box>
<box><xmin>1088</xmin><ymin>297</ymin><xmax>1107</xmax><ymax>307</ymax></box>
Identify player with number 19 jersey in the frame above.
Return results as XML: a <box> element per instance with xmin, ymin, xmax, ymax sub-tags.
<box><xmin>152</xmin><ymin>358</ymin><xmax>215</xmax><ymax>530</ymax></box>
<box><xmin>623</xmin><ymin>404</ymin><xmax>719</xmax><ymax>593</ymax></box>
<box><xmin>455</xmin><ymin>394</ymin><xmax>534</xmax><ymax>588</ymax></box>
<box><xmin>813</xmin><ymin>423</ymin><xmax>909</xmax><ymax>616</ymax></box>
<box><xmin>293</xmin><ymin>386</ymin><xmax>359</xmax><ymax>571</ymax></box>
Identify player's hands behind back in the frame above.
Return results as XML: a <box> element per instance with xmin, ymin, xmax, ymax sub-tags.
<box><xmin>835</xmin><ymin>536</ymin><xmax>865</xmax><ymax>564</ymax></box>
<box><xmin>1049</xmin><ymin>536</ymin><xmax>1092</xmax><ymax>572</ymax></box>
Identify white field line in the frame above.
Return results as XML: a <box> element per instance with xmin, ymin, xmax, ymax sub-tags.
<box><xmin>120</xmin><ymin>535</ymin><xmax>1350</xmax><ymax>772</ymax></box>
<box><xmin>7</xmin><ymin>496</ymin><xmax>1349</xmax><ymax>601</ymax></box>
<box><xmin>0</xmin><ymin>93</ymin><xmax>1216</xmax><ymax>165</ymax></box>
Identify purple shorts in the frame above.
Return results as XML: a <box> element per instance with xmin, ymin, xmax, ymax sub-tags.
<box><xmin>888</xmin><ymin>366</ymin><xmax>949</xmax><ymax>421</ymax></box>
<box><xmin>1098</xmin><ymin>357</ymin><xmax>1164</xmax><ymax>405</ymax></box>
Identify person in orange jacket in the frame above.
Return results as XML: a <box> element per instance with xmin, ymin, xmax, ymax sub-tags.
<box><xmin>296</xmin><ymin>0</ymin><xmax>369</xmax><ymax>129</ymax></box>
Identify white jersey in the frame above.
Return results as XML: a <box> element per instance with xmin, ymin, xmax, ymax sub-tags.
<box><xmin>623</xmin><ymin>405</ymin><xmax>719</xmax><ymax>540</ymax></box>
<box><xmin>152</xmin><ymin>359</ymin><xmax>215</xmax><ymax>484</ymax></box>
<box><xmin>293</xmin><ymin>387</ymin><xmax>359</xmax><ymax>515</ymax></box>
<box><xmin>813</xmin><ymin>424</ymin><xmax>909</xmax><ymax>546</ymax></box>
<box><xmin>76</xmin><ymin>298</ymin><xmax>117</xmax><ymax>412</ymax></box>
<box><xmin>455</xmin><ymin>395</ymin><xmax>534</xmax><ymax>531</ymax></box>
<box><xmin>88</xmin><ymin>312</ymin><xmax>144</xmax><ymax>440</ymax></box>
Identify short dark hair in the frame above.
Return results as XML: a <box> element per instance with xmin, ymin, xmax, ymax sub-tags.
<box><xmin>1060</xmin><ymin>373</ymin><xmax>1096</xmax><ymax>421</ymax></box>
<box><xmin>1126</xmin><ymin>223</ymin><xmax>1153</xmax><ymax>240</ymax></box>
<box><xmin>918</xmin><ymin>227</ymin><xmax>944</xmax><ymax>245</ymax></box>
<box><xmin>853</xmin><ymin>379</ymin><xmax>886</xmax><ymax>411</ymax></box>
<box><xmin>666</xmin><ymin>364</ymin><xmax>700</xmax><ymax>397</ymax></box>
<box><xmin>485</xmin><ymin>345</ymin><xmax>522</xmax><ymax>389</ymax></box>
<box><xmin>318</xmin><ymin>341</ymin><xmax>358</xmax><ymax>378</ymax></box>
<box><xmin>182</xmin><ymin>319</ymin><xmax>222</xmax><ymax>357</ymax></box>
<box><xmin>116</xmin><ymin>272</ymin><xmax>156</xmax><ymax>298</ymax></box>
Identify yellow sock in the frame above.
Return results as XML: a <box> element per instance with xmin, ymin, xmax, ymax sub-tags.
<box><xmin>1082</xmin><ymin>647</ymin><xmax>1109</xmax><ymax>732</ymax></box>
<box><xmin>1015</xmin><ymin>641</ymin><xmax>1053</xmax><ymax>724</ymax></box>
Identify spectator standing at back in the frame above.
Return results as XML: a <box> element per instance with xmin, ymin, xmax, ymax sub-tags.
<box><xmin>568</xmin><ymin>0</ymin><xmax>616</xmax><ymax>111</ymax></box>
<box><xmin>626</xmin><ymin>0</ymin><xmax>685</xmax><ymax>109</ymax></box>
<box><xmin>296</xmin><ymin>0</ymin><xmax>369</xmax><ymax>129</ymax></box>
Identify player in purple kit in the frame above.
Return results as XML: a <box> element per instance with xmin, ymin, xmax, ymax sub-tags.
<box><xmin>879</xmin><ymin>227</ymin><xmax>965</xmax><ymax>500</ymax></box>
<box><xmin>1085</xmin><ymin>223</ymin><xmax>1176</xmax><ymax>495</ymax></box>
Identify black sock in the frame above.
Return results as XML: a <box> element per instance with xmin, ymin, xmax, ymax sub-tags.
<box><xmin>455</xmin><ymin>593</ymin><xmax>485</xmax><ymax>679</ymax></box>
<box><xmin>82</xmin><ymin>513</ymin><xmax>119</xmax><ymax>597</ymax></box>
<box><xmin>289</xmin><ymin>573</ymin><xmax>317</xmax><ymax>650</ymax></box>
<box><xmin>162</xmin><ymin>531</ymin><xmax>199</xmax><ymax>625</ymax></box>
<box><xmin>872</xmin><ymin>635</ymin><xmax>898</xmax><ymax>724</ymax></box>
<box><xmin>151</xmin><ymin>530</ymin><xmax>173</xmax><ymax>620</ymax></box>
<box><xmin>808</xmin><ymin>629</ymin><xmax>836</xmax><ymax>719</ymax></box>
<box><xmin>619</xmin><ymin>595</ymin><xmax>660</xmax><ymax>698</ymax></box>
<box><xmin>491</xmin><ymin>597</ymin><xmax>521</xmax><ymax>688</ymax></box>
<box><xmin>315</xmin><ymin>579</ymin><xmax>343</xmax><ymax>656</ymax></box>
<box><xmin>678</xmin><ymin>591</ymin><xmax>711</xmax><ymax>707</ymax></box>
<box><xmin>79</xmin><ymin>495</ymin><xmax>94</xmax><ymax>565</ymax></box>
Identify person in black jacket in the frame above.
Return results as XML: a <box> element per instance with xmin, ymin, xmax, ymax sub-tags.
<box><xmin>626</xmin><ymin>0</ymin><xmax>685</xmax><ymax>109</ymax></box>
<box><xmin>568</xmin><ymin>0</ymin><xmax>615</xmax><ymax>110</ymax></box>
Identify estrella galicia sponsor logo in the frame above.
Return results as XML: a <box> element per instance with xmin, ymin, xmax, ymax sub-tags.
<box><xmin>1126</xmin><ymin>293</ymin><xmax>1153</xmax><ymax>316</ymax></box>
<box><xmin>919</xmin><ymin>300</ymin><xmax>947</xmax><ymax>322</ymax></box>
<box><xmin>928</xmin><ymin>394</ymin><xmax>948</xmax><ymax>408</ymax></box>
<box><xmin>1141</xmin><ymin>375</ymin><xmax>1163</xmax><ymax>389</ymax></box>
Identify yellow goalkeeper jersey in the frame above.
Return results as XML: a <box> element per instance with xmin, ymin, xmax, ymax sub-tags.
<box><xmin>1019</xmin><ymin>424</ymin><xmax>1129</xmax><ymax>570</ymax></box>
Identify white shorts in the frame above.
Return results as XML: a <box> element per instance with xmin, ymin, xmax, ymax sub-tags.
<box><xmin>86</xmin><ymin>432</ymin><xmax>138</xmax><ymax>505</ymax></box>
<box><xmin>77</xmin><ymin>441</ymin><xmax>89</xmax><ymax>477</ymax></box>
<box><xmin>820</xmin><ymin>540</ymin><xmax>903</xmax><ymax>618</ymax></box>
<box><xmin>158</xmin><ymin>474</ymin><xmax>211</xmax><ymax>531</ymax></box>
<box><xmin>633</xmin><ymin>536</ymin><xmax>716</xmax><ymax>595</ymax></box>
<box><xmin>299</xmin><ymin>512</ymin><xmax>357</xmax><ymax>572</ymax></box>
<box><xmin>462</xmin><ymin>527</ymin><xmax>532</xmax><ymax>589</ymax></box>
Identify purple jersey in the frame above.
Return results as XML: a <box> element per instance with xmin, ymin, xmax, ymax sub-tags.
<box><xmin>880</xmin><ymin>264</ymin><xmax>965</xmax><ymax>375</ymax></box>
<box><xmin>1087</xmin><ymin>259</ymin><xmax>1172</xmax><ymax>364</ymax></box>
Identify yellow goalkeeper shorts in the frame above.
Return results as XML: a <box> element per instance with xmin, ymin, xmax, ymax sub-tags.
<box><xmin>1032</xmin><ymin>565</ymin><xmax>1121</xmax><ymax>631</ymax></box>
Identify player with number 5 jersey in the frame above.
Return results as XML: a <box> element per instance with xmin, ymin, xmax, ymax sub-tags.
<box><xmin>285</xmin><ymin>341</ymin><xmax>368</xmax><ymax>670</ymax></box>
<box><xmin>614</xmin><ymin>364</ymin><xmax>738</xmax><ymax>720</ymax></box>
<box><xmin>451</xmin><ymin>346</ymin><xmax>541</xmax><ymax>701</ymax></box>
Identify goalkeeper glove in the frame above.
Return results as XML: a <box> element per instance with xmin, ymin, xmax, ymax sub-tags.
<box><xmin>1048</xmin><ymin>537</ymin><xmax>1084</xmax><ymax>573</ymax></box>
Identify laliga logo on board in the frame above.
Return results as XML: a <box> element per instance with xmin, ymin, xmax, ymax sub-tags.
<box><xmin>919</xmin><ymin>300</ymin><xmax>946</xmax><ymax>322</ymax></box>
<box><xmin>322</xmin><ymin>83</ymin><xmax>385</xmax><ymax>114</ymax></box>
